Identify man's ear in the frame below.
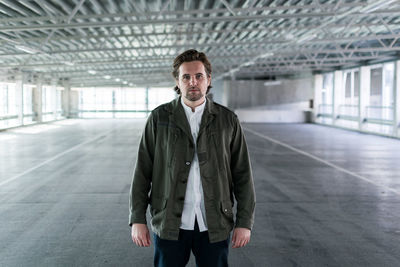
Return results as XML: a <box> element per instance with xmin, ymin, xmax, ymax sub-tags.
<box><xmin>207</xmin><ymin>75</ymin><xmax>212</xmax><ymax>86</ymax></box>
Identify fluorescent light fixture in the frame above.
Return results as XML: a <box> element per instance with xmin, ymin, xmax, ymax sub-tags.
<box><xmin>285</xmin><ymin>33</ymin><xmax>295</xmax><ymax>40</ymax></box>
<box><xmin>129</xmin><ymin>83</ymin><xmax>133</xmax><ymax>86</ymax></box>
<box><xmin>264</xmin><ymin>81</ymin><xmax>282</xmax><ymax>86</ymax></box>
<box><xmin>123</xmin><ymin>81</ymin><xmax>128</xmax><ymax>84</ymax></box>
<box><xmin>297</xmin><ymin>33</ymin><xmax>317</xmax><ymax>43</ymax></box>
<box><xmin>115</xmin><ymin>78</ymin><xmax>121</xmax><ymax>82</ymax></box>
<box><xmin>104</xmin><ymin>75</ymin><xmax>111</xmax><ymax>79</ymax></box>
<box><xmin>360</xmin><ymin>0</ymin><xmax>397</xmax><ymax>13</ymax></box>
<box><xmin>64</xmin><ymin>61</ymin><xmax>75</xmax><ymax>66</ymax></box>
<box><xmin>259</xmin><ymin>52</ymin><xmax>274</xmax><ymax>58</ymax></box>
<box><xmin>15</xmin><ymin>45</ymin><xmax>40</xmax><ymax>54</ymax></box>
<box><xmin>240</xmin><ymin>61</ymin><xmax>254</xmax><ymax>67</ymax></box>
<box><xmin>88</xmin><ymin>70</ymin><xmax>96</xmax><ymax>75</ymax></box>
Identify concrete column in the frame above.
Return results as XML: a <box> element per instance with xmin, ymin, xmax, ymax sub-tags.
<box><xmin>15</xmin><ymin>73</ymin><xmax>23</xmax><ymax>125</ymax></box>
<box><xmin>210</xmin><ymin>79</ymin><xmax>224</xmax><ymax>104</ymax></box>
<box><xmin>222</xmin><ymin>80</ymin><xmax>229</xmax><ymax>107</ymax></box>
<box><xmin>314</xmin><ymin>74</ymin><xmax>323</xmax><ymax>122</ymax></box>
<box><xmin>359</xmin><ymin>66</ymin><xmax>371</xmax><ymax>131</ymax></box>
<box><xmin>145</xmin><ymin>87</ymin><xmax>149</xmax><ymax>114</ymax></box>
<box><xmin>33</xmin><ymin>74</ymin><xmax>43</xmax><ymax>122</ymax></box>
<box><xmin>230</xmin><ymin>74</ymin><xmax>238</xmax><ymax>110</ymax></box>
<box><xmin>70</xmin><ymin>89</ymin><xmax>79</xmax><ymax>118</ymax></box>
<box><xmin>51</xmin><ymin>78</ymin><xmax>58</xmax><ymax>120</ymax></box>
<box><xmin>112</xmin><ymin>89</ymin><xmax>116</xmax><ymax>118</ymax></box>
<box><xmin>395</xmin><ymin>61</ymin><xmax>400</xmax><ymax>137</ymax></box>
<box><xmin>62</xmin><ymin>79</ymin><xmax>71</xmax><ymax>118</ymax></box>
<box><xmin>333</xmin><ymin>70</ymin><xmax>343</xmax><ymax>125</ymax></box>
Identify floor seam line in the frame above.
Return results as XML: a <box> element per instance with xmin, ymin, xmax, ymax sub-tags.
<box><xmin>243</xmin><ymin>126</ymin><xmax>400</xmax><ymax>196</ymax></box>
<box><xmin>0</xmin><ymin>129</ymin><xmax>114</xmax><ymax>188</ymax></box>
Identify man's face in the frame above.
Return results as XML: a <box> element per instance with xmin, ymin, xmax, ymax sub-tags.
<box><xmin>176</xmin><ymin>61</ymin><xmax>211</xmax><ymax>103</ymax></box>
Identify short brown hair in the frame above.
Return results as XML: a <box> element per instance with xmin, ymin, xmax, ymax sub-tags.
<box><xmin>172</xmin><ymin>49</ymin><xmax>212</xmax><ymax>95</ymax></box>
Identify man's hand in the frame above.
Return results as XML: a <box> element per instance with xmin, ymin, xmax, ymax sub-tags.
<box><xmin>131</xmin><ymin>223</ymin><xmax>151</xmax><ymax>247</ymax></box>
<box><xmin>231</xmin><ymin>227</ymin><xmax>251</xmax><ymax>248</ymax></box>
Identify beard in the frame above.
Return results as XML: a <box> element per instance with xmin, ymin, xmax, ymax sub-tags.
<box><xmin>184</xmin><ymin>87</ymin><xmax>204</xmax><ymax>102</ymax></box>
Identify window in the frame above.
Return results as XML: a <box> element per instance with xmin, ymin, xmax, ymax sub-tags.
<box><xmin>114</xmin><ymin>87</ymin><xmax>147</xmax><ymax>118</ymax></box>
<box><xmin>76</xmin><ymin>86</ymin><xmax>176</xmax><ymax>118</ymax></box>
<box><xmin>56</xmin><ymin>87</ymin><xmax>63</xmax><ymax>119</ymax></box>
<box><xmin>0</xmin><ymin>83</ymin><xmax>18</xmax><ymax>129</ymax></box>
<box><xmin>345</xmin><ymin>72</ymin><xmax>351</xmax><ymax>98</ymax></box>
<box><xmin>148</xmin><ymin>87</ymin><xmax>176</xmax><ymax>110</ymax></box>
<box><xmin>23</xmin><ymin>84</ymin><xmax>34</xmax><ymax>124</ymax></box>
<box><xmin>370</xmin><ymin>67</ymin><xmax>382</xmax><ymax>103</ymax></box>
<box><xmin>354</xmin><ymin>71</ymin><xmax>359</xmax><ymax>97</ymax></box>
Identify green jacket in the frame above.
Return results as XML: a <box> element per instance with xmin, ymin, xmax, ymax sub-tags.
<box><xmin>129</xmin><ymin>96</ymin><xmax>255</xmax><ymax>243</ymax></box>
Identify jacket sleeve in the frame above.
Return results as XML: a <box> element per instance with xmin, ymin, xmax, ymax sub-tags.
<box><xmin>230</xmin><ymin>115</ymin><xmax>256</xmax><ymax>230</ymax></box>
<box><xmin>129</xmin><ymin>113</ymin><xmax>156</xmax><ymax>226</ymax></box>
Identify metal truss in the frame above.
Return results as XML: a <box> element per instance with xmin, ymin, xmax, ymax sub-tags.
<box><xmin>0</xmin><ymin>0</ymin><xmax>400</xmax><ymax>87</ymax></box>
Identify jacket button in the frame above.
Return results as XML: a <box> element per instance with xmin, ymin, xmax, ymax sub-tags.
<box><xmin>185</xmin><ymin>161</ymin><xmax>191</xmax><ymax>166</ymax></box>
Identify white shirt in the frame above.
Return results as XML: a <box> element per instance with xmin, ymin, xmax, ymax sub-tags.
<box><xmin>179</xmin><ymin>97</ymin><xmax>208</xmax><ymax>232</ymax></box>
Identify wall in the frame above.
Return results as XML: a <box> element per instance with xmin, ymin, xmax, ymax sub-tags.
<box><xmin>225</xmin><ymin>77</ymin><xmax>313</xmax><ymax>109</ymax></box>
<box><xmin>221</xmin><ymin>76</ymin><xmax>313</xmax><ymax>123</ymax></box>
<box><xmin>209</xmin><ymin>78</ymin><xmax>224</xmax><ymax>105</ymax></box>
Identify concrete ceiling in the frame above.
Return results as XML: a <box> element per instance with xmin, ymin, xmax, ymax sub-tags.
<box><xmin>0</xmin><ymin>0</ymin><xmax>399</xmax><ymax>87</ymax></box>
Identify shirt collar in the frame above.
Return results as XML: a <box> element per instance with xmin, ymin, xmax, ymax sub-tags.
<box><xmin>180</xmin><ymin>96</ymin><xmax>206</xmax><ymax>116</ymax></box>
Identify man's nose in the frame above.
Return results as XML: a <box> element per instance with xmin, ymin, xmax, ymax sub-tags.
<box><xmin>189</xmin><ymin>76</ymin><xmax>198</xmax><ymax>86</ymax></box>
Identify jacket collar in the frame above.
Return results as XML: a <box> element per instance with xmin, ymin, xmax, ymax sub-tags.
<box><xmin>165</xmin><ymin>95</ymin><xmax>218</xmax><ymax>144</ymax></box>
<box><xmin>164</xmin><ymin>95</ymin><xmax>217</xmax><ymax>114</ymax></box>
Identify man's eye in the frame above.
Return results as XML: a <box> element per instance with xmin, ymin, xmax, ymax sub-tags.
<box><xmin>196</xmin><ymin>74</ymin><xmax>203</xmax><ymax>79</ymax></box>
<box><xmin>182</xmin><ymin>75</ymin><xmax>190</xmax><ymax>80</ymax></box>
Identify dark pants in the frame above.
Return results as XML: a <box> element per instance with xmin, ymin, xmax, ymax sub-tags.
<box><xmin>153</xmin><ymin>221</ymin><xmax>229</xmax><ymax>267</ymax></box>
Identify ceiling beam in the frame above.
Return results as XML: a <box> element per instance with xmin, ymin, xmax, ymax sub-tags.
<box><xmin>2</xmin><ymin>8</ymin><xmax>398</xmax><ymax>32</ymax></box>
<box><xmin>0</xmin><ymin>2</ymin><xmax>366</xmax><ymax>24</ymax></box>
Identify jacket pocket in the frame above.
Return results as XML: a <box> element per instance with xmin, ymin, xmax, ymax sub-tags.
<box><xmin>150</xmin><ymin>197</ymin><xmax>168</xmax><ymax>217</ymax></box>
<box><xmin>220</xmin><ymin>201</ymin><xmax>234</xmax><ymax>227</ymax></box>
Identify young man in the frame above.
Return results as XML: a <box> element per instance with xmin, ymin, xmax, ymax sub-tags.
<box><xmin>130</xmin><ymin>49</ymin><xmax>255</xmax><ymax>267</ymax></box>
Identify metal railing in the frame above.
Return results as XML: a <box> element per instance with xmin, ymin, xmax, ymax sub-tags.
<box><xmin>336</xmin><ymin>105</ymin><xmax>359</xmax><ymax>121</ymax></box>
<box><xmin>363</xmin><ymin>105</ymin><xmax>394</xmax><ymax>125</ymax></box>
<box><xmin>0</xmin><ymin>114</ymin><xmax>18</xmax><ymax>120</ymax></box>
<box><xmin>76</xmin><ymin>109</ymin><xmax>150</xmax><ymax>118</ymax></box>
<box><xmin>77</xmin><ymin>109</ymin><xmax>148</xmax><ymax>113</ymax></box>
<box><xmin>317</xmin><ymin>104</ymin><xmax>333</xmax><ymax>118</ymax></box>
<box><xmin>316</xmin><ymin>104</ymin><xmax>397</xmax><ymax>127</ymax></box>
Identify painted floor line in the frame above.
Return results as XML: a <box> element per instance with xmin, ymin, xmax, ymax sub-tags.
<box><xmin>0</xmin><ymin>129</ymin><xmax>114</xmax><ymax>188</ymax></box>
<box><xmin>243</xmin><ymin>126</ymin><xmax>400</xmax><ymax>196</ymax></box>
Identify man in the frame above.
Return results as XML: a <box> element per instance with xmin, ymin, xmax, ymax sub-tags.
<box><xmin>129</xmin><ymin>49</ymin><xmax>255</xmax><ymax>267</ymax></box>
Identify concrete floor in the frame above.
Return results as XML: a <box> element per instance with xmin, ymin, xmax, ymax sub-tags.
<box><xmin>1</xmin><ymin>119</ymin><xmax>400</xmax><ymax>267</ymax></box>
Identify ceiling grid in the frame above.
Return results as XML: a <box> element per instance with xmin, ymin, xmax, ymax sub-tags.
<box><xmin>0</xmin><ymin>0</ymin><xmax>399</xmax><ymax>87</ymax></box>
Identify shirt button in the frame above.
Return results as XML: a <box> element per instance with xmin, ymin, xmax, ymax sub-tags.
<box><xmin>186</xmin><ymin>161</ymin><xmax>191</xmax><ymax>166</ymax></box>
